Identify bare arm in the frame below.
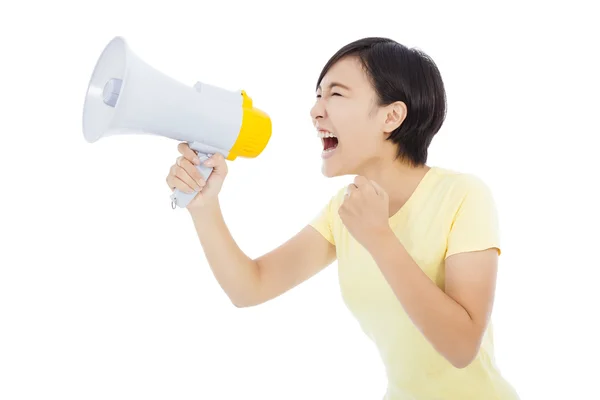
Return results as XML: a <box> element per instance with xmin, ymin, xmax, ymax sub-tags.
<box><xmin>189</xmin><ymin>200</ymin><xmax>336</xmax><ymax>307</ymax></box>
<box><xmin>368</xmin><ymin>230</ymin><xmax>497</xmax><ymax>369</ymax></box>
<box><xmin>168</xmin><ymin>144</ymin><xmax>335</xmax><ymax>307</ymax></box>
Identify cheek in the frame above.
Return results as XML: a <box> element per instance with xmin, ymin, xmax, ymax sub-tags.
<box><xmin>343</xmin><ymin>123</ymin><xmax>379</xmax><ymax>154</ymax></box>
<box><xmin>331</xmin><ymin>106</ymin><xmax>380</xmax><ymax>156</ymax></box>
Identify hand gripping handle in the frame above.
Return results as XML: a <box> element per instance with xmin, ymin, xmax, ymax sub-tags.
<box><xmin>170</xmin><ymin>144</ymin><xmax>214</xmax><ymax>209</ymax></box>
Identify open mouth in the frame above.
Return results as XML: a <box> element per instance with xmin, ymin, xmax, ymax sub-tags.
<box><xmin>318</xmin><ymin>130</ymin><xmax>338</xmax><ymax>155</ymax></box>
<box><xmin>323</xmin><ymin>136</ymin><xmax>338</xmax><ymax>152</ymax></box>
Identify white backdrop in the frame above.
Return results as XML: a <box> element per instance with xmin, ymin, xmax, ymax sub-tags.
<box><xmin>1</xmin><ymin>1</ymin><xmax>599</xmax><ymax>399</ymax></box>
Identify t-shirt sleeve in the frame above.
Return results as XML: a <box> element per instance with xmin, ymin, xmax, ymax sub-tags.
<box><xmin>309</xmin><ymin>195</ymin><xmax>336</xmax><ymax>245</ymax></box>
<box><xmin>446</xmin><ymin>175</ymin><xmax>501</xmax><ymax>258</ymax></box>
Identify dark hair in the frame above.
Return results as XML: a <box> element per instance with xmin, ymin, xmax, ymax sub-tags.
<box><xmin>316</xmin><ymin>37</ymin><xmax>447</xmax><ymax>167</ymax></box>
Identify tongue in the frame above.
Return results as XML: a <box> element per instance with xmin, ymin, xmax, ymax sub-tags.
<box><xmin>324</xmin><ymin>137</ymin><xmax>338</xmax><ymax>150</ymax></box>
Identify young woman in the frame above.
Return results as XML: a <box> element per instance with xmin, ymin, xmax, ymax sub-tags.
<box><xmin>165</xmin><ymin>37</ymin><xmax>520</xmax><ymax>400</ymax></box>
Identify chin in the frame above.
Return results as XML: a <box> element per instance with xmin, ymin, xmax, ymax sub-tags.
<box><xmin>320</xmin><ymin>162</ymin><xmax>337</xmax><ymax>178</ymax></box>
<box><xmin>321</xmin><ymin>160</ymin><xmax>352</xmax><ymax>178</ymax></box>
<box><xmin>321</xmin><ymin>168</ymin><xmax>339</xmax><ymax>178</ymax></box>
<box><xmin>320</xmin><ymin>144</ymin><xmax>359</xmax><ymax>178</ymax></box>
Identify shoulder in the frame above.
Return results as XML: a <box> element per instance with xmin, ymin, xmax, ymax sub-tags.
<box><xmin>331</xmin><ymin>185</ymin><xmax>348</xmax><ymax>205</ymax></box>
<box><xmin>434</xmin><ymin>168</ymin><xmax>502</xmax><ymax>256</ymax></box>
<box><xmin>310</xmin><ymin>184</ymin><xmax>347</xmax><ymax>223</ymax></box>
<box><xmin>318</xmin><ymin>184</ymin><xmax>348</xmax><ymax>210</ymax></box>
<box><xmin>431</xmin><ymin>166</ymin><xmax>496</xmax><ymax>200</ymax></box>
<box><xmin>425</xmin><ymin>167</ymin><xmax>499</xmax><ymax>227</ymax></box>
<box><xmin>432</xmin><ymin>167</ymin><xmax>500</xmax><ymax>229</ymax></box>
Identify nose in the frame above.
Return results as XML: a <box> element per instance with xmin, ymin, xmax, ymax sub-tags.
<box><xmin>310</xmin><ymin>97</ymin><xmax>326</xmax><ymax>123</ymax></box>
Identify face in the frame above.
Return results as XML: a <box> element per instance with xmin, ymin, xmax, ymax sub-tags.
<box><xmin>310</xmin><ymin>56</ymin><xmax>405</xmax><ymax>177</ymax></box>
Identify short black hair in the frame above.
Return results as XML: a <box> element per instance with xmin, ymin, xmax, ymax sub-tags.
<box><xmin>316</xmin><ymin>37</ymin><xmax>447</xmax><ymax>167</ymax></box>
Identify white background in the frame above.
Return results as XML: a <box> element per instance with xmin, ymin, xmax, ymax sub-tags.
<box><xmin>1</xmin><ymin>1</ymin><xmax>599</xmax><ymax>399</ymax></box>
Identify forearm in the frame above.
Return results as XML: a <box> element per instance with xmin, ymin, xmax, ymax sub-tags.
<box><xmin>367</xmin><ymin>231</ymin><xmax>479</xmax><ymax>368</ymax></box>
<box><xmin>188</xmin><ymin>199</ymin><xmax>260</xmax><ymax>306</ymax></box>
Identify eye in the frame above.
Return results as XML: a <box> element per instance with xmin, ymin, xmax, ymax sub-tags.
<box><xmin>315</xmin><ymin>92</ymin><xmax>341</xmax><ymax>99</ymax></box>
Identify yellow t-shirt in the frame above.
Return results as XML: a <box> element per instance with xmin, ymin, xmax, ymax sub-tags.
<box><xmin>310</xmin><ymin>166</ymin><xmax>520</xmax><ymax>400</ymax></box>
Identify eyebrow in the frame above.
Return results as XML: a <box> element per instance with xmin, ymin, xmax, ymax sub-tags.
<box><xmin>317</xmin><ymin>81</ymin><xmax>351</xmax><ymax>92</ymax></box>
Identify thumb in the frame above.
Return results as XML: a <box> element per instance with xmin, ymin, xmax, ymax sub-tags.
<box><xmin>202</xmin><ymin>153</ymin><xmax>227</xmax><ymax>175</ymax></box>
<box><xmin>369</xmin><ymin>180</ymin><xmax>387</xmax><ymax>198</ymax></box>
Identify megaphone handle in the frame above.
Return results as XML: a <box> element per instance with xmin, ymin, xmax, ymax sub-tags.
<box><xmin>170</xmin><ymin>152</ymin><xmax>214</xmax><ymax>209</ymax></box>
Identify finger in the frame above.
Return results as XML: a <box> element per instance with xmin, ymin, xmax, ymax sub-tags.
<box><xmin>203</xmin><ymin>152</ymin><xmax>228</xmax><ymax>174</ymax></box>
<box><xmin>353</xmin><ymin>175</ymin><xmax>369</xmax><ymax>187</ymax></box>
<box><xmin>369</xmin><ymin>180</ymin><xmax>386</xmax><ymax>197</ymax></box>
<box><xmin>178</xmin><ymin>142</ymin><xmax>200</xmax><ymax>165</ymax></box>
<box><xmin>166</xmin><ymin>174</ymin><xmax>175</xmax><ymax>191</ymax></box>
<box><xmin>175</xmin><ymin>176</ymin><xmax>196</xmax><ymax>193</ymax></box>
<box><xmin>345</xmin><ymin>183</ymin><xmax>359</xmax><ymax>197</ymax></box>
<box><xmin>166</xmin><ymin>170</ymin><xmax>195</xmax><ymax>194</ymax></box>
<box><xmin>174</xmin><ymin>169</ymin><xmax>200</xmax><ymax>193</ymax></box>
<box><xmin>174</xmin><ymin>163</ymin><xmax>203</xmax><ymax>192</ymax></box>
<box><xmin>355</xmin><ymin>175</ymin><xmax>377</xmax><ymax>196</ymax></box>
<box><xmin>338</xmin><ymin>203</ymin><xmax>349</xmax><ymax>218</ymax></box>
<box><xmin>178</xmin><ymin>157</ymin><xmax>206</xmax><ymax>188</ymax></box>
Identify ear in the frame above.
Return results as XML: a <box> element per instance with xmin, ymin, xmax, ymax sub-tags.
<box><xmin>382</xmin><ymin>101</ymin><xmax>407</xmax><ymax>133</ymax></box>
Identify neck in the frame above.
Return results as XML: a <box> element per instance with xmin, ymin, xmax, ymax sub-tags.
<box><xmin>357</xmin><ymin>157</ymin><xmax>431</xmax><ymax>216</ymax></box>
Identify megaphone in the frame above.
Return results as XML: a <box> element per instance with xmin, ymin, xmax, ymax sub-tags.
<box><xmin>82</xmin><ymin>36</ymin><xmax>272</xmax><ymax>209</ymax></box>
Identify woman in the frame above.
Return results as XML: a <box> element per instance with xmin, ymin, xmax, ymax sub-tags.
<box><xmin>165</xmin><ymin>37</ymin><xmax>520</xmax><ymax>400</ymax></box>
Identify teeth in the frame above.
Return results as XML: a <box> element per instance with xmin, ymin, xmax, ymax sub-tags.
<box><xmin>317</xmin><ymin>131</ymin><xmax>337</xmax><ymax>138</ymax></box>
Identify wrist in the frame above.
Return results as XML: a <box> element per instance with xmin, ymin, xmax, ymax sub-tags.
<box><xmin>187</xmin><ymin>197</ymin><xmax>220</xmax><ymax>216</ymax></box>
<box><xmin>365</xmin><ymin>226</ymin><xmax>396</xmax><ymax>257</ymax></box>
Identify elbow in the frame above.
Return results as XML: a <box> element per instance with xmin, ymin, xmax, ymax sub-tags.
<box><xmin>228</xmin><ymin>270</ymin><xmax>263</xmax><ymax>308</ymax></box>
<box><xmin>231</xmin><ymin>300</ymin><xmax>246</xmax><ymax>308</ymax></box>
<box><xmin>230</xmin><ymin>295</ymin><xmax>260</xmax><ymax>308</ymax></box>
<box><xmin>450</xmin><ymin>355</ymin><xmax>475</xmax><ymax>369</ymax></box>
<box><xmin>445</xmin><ymin>323</ymin><xmax>487</xmax><ymax>369</ymax></box>
<box><xmin>230</xmin><ymin>297</ymin><xmax>254</xmax><ymax>308</ymax></box>
<box><xmin>233</xmin><ymin>301</ymin><xmax>256</xmax><ymax>308</ymax></box>
<box><xmin>448</xmin><ymin>342</ymin><xmax>480</xmax><ymax>369</ymax></box>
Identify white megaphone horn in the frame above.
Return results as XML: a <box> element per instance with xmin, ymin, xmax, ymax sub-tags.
<box><xmin>82</xmin><ymin>36</ymin><xmax>272</xmax><ymax>209</ymax></box>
